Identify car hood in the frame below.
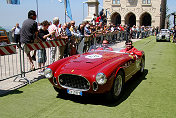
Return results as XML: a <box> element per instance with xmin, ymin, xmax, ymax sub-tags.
<box><xmin>61</xmin><ymin>51</ymin><xmax>125</xmax><ymax>71</ymax></box>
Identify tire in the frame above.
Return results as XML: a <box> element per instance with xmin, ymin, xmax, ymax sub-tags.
<box><xmin>107</xmin><ymin>70</ymin><xmax>124</xmax><ymax>101</ymax></box>
<box><xmin>139</xmin><ymin>57</ymin><xmax>145</xmax><ymax>73</ymax></box>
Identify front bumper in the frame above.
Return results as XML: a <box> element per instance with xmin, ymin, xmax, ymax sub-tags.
<box><xmin>49</xmin><ymin>74</ymin><xmax>114</xmax><ymax>95</ymax></box>
<box><xmin>156</xmin><ymin>36</ymin><xmax>170</xmax><ymax>41</ymax></box>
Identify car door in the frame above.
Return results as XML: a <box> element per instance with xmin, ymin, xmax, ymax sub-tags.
<box><xmin>123</xmin><ymin>58</ymin><xmax>136</xmax><ymax>81</ymax></box>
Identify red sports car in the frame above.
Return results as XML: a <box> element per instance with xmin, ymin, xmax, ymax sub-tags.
<box><xmin>44</xmin><ymin>44</ymin><xmax>145</xmax><ymax>100</ymax></box>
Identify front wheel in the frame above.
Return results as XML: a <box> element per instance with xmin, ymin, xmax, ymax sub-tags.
<box><xmin>107</xmin><ymin>71</ymin><xmax>124</xmax><ymax>101</ymax></box>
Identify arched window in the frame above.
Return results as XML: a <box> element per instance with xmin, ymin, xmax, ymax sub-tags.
<box><xmin>125</xmin><ymin>12</ymin><xmax>136</xmax><ymax>27</ymax></box>
<box><xmin>111</xmin><ymin>12</ymin><xmax>121</xmax><ymax>25</ymax></box>
<box><xmin>140</xmin><ymin>12</ymin><xmax>152</xmax><ymax>26</ymax></box>
<box><xmin>142</xmin><ymin>0</ymin><xmax>151</xmax><ymax>4</ymax></box>
<box><xmin>112</xmin><ymin>0</ymin><xmax>120</xmax><ymax>4</ymax></box>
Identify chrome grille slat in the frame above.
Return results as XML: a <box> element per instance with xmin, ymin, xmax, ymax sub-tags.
<box><xmin>59</xmin><ymin>74</ymin><xmax>90</xmax><ymax>91</ymax></box>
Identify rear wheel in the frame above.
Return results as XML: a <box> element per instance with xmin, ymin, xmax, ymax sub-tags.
<box><xmin>139</xmin><ymin>57</ymin><xmax>145</xmax><ymax>73</ymax></box>
<box><xmin>107</xmin><ymin>70</ymin><xmax>124</xmax><ymax>101</ymax></box>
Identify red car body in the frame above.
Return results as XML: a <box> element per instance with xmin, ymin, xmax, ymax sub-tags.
<box><xmin>46</xmin><ymin>48</ymin><xmax>145</xmax><ymax>100</ymax></box>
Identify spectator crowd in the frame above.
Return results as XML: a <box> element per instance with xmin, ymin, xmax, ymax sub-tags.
<box><xmin>12</xmin><ymin>10</ymin><xmax>156</xmax><ymax>75</ymax></box>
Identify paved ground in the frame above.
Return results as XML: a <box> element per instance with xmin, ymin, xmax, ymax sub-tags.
<box><xmin>0</xmin><ymin>39</ymin><xmax>140</xmax><ymax>95</ymax></box>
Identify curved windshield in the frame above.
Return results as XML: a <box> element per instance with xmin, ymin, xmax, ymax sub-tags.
<box><xmin>160</xmin><ymin>29</ymin><xmax>170</xmax><ymax>34</ymax></box>
<box><xmin>89</xmin><ymin>44</ymin><xmax>126</xmax><ymax>53</ymax></box>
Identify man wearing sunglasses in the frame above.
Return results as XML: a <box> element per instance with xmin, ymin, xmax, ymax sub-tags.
<box><xmin>96</xmin><ymin>40</ymin><xmax>113</xmax><ymax>51</ymax></box>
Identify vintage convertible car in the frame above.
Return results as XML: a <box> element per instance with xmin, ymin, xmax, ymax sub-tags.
<box><xmin>44</xmin><ymin>44</ymin><xmax>145</xmax><ymax>100</ymax></box>
<box><xmin>156</xmin><ymin>29</ymin><xmax>170</xmax><ymax>42</ymax></box>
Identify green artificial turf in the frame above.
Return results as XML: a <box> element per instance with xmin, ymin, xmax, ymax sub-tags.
<box><xmin>0</xmin><ymin>36</ymin><xmax>176</xmax><ymax>118</ymax></box>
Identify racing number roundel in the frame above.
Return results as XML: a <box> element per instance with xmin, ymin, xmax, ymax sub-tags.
<box><xmin>85</xmin><ymin>54</ymin><xmax>102</xmax><ymax>59</ymax></box>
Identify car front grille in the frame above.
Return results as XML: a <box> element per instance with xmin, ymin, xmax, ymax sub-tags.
<box><xmin>162</xmin><ymin>35</ymin><xmax>165</xmax><ymax>39</ymax></box>
<box><xmin>58</xmin><ymin>74</ymin><xmax>90</xmax><ymax>91</ymax></box>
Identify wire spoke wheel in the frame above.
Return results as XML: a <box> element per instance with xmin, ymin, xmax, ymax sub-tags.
<box><xmin>114</xmin><ymin>74</ymin><xmax>123</xmax><ymax>97</ymax></box>
<box><xmin>107</xmin><ymin>70</ymin><xmax>124</xmax><ymax>101</ymax></box>
<box><xmin>140</xmin><ymin>58</ymin><xmax>145</xmax><ymax>73</ymax></box>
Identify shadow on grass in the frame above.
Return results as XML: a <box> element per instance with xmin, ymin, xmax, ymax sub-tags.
<box><xmin>156</xmin><ymin>40</ymin><xmax>171</xmax><ymax>42</ymax></box>
<box><xmin>109</xmin><ymin>69</ymin><xmax>148</xmax><ymax>107</ymax></box>
<box><xmin>0</xmin><ymin>75</ymin><xmax>45</xmax><ymax>97</ymax></box>
<box><xmin>56</xmin><ymin>69</ymin><xmax>148</xmax><ymax>106</ymax></box>
<box><xmin>0</xmin><ymin>89</ymin><xmax>23</xmax><ymax>97</ymax></box>
<box><xmin>33</xmin><ymin>75</ymin><xmax>46</xmax><ymax>82</ymax></box>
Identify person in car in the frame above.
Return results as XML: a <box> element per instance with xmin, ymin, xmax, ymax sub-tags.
<box><xmin>96</xmin><ymin>40</ymin><xmax>113</xmax><ymax>51</ymax></box>
<box><xmin>120</xmin><ymin>40</ymin><xmax>142</xmax><ymax>58</ymax></box>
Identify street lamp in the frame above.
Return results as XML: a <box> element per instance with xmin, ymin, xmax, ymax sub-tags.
<box><xmin>171</xmin><ymin>12</ymin><xmax>176</xmax><ymax>27</ymax></box>
<box><xmin>83</xmin><ymin>2</ymin><xmax>87</xmax><ymax>20</ymax></box>
<box><xmin>36</xmin><ymin>0</ymin><xmax>39</xmax><ymax>23</ymax></box>
<box><xmin>105</xmin><ymin>9</ymin><xmax>111</xmax><ymax>19</ymax></box>
<box><xmin>99</xmin><ymin>5</ymin><xmax>103</xmax><ymax>14</ymax></box>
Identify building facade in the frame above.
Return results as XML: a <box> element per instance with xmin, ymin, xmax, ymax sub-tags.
<box><xmin>84</xmin><ymin>0</ymin><xmax>100</xmax><ymax>21</ymax></box>
<box><xmin>85</xmin><ymin>0</ymin><xmax>166</xmax><ymax>28</ymax></box>
<box><xmin>104</xmin><ymin>0</ymin><xmax>167</xmax><ymax>28</ymax></box>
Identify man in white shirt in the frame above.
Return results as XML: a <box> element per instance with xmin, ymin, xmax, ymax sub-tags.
<box><xmin>48</xmin><ymin>17</ymin><xmax>61</xmax><ymax>64</ymax></box>
<box><xmin>11</xmin><ymin>23</ymin><xmax>21</xmax><ymax>47</ymax></box>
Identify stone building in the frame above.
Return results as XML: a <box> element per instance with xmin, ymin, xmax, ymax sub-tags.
<box><xmin>85</xmin><ymin>0</ymin><xmax>166</xmax><ymax>28</ymax></box>
<box><xmin>84</xmin><ymin>0</ymin><xmax>100</xmax><ymax>21</ymax></box>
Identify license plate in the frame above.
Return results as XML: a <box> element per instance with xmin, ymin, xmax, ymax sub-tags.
<box><xmin>67</xmin><ymin>89</ymin><xmax>82</xmax><ymax>96</ymax></box>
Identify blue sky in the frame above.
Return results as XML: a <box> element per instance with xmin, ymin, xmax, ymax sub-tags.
<box><xmin>0</xmin><ymin>0</ymin><xmax>175</xmax><ymax>30</ymax></box>
<box><xmin>0</xmin><ymin>0</ymin><xmax>103</xmax><ymax>30</ymax></box>
<box><xmin>167</xmin><ymin>0</ymin><xmax>176</xmax><ymax>26</ymax></box>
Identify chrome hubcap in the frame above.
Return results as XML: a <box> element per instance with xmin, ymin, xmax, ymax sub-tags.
<box><xmin>114</xmin><ymin>75</ymin><xmax>123</xmax><ymax>97</ymax></box>
<box><xmin>141</xmin><ymin>59</ymin><xmax>145</xmax><ymax>72</ymax></box>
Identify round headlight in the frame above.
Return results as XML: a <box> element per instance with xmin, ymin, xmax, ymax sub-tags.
<box><xmin>44</xmin><ymin>68</ymin><xmax>53</xmax><ymax>78</ymax></box>
<box><xmin>96</xmin><ymin>73</ymin><xmax>107</xmax><ymax>85</ymax></box>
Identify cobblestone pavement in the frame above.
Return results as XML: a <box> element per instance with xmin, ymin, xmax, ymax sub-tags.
<box><xmin>0</xmin><ymin>39</ymin><xmax>141</xmax><ymax>95</ymax></box>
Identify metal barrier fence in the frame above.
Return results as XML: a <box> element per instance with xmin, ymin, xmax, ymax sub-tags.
<box><xmin>0</xmin><ymin>30</ymin><xmax>150</xmax><ymax>83</ymax></box>
<box><xmin>0</xmin><ymin>44</ymin><xmax>22</xmax><ymax>81</ymax></box>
